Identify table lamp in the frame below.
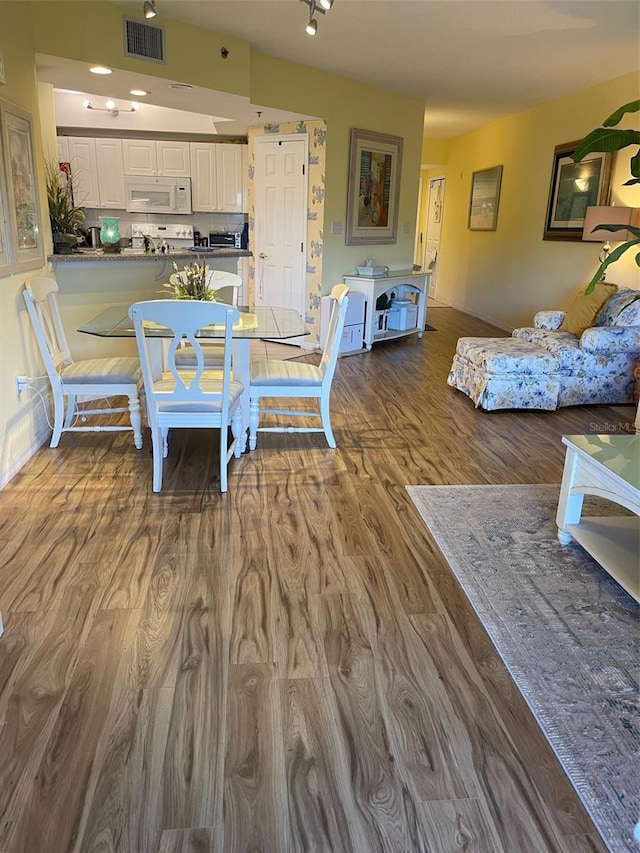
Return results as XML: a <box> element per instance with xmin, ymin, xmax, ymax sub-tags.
<box><xmin>99</xmin><ymin>216</ymin><xmax>121</xmax><ymax>253</ymax></box>
<box><xmin>582</xmin><ymin>206</ymin><xmax>640</xmax><ymax>277</ymax></box>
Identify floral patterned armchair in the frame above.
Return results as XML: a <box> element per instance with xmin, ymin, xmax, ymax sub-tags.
<box><xmin>448</xmin><ymin>287</ymin><xmax>640</xmax><ymax>411</ymax></box>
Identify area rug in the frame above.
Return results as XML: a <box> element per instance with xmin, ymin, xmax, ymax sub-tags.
<box><xmin>406</xmin><ymin>484</ymin><xmax>639</xmax><ymax>853</ymax></box>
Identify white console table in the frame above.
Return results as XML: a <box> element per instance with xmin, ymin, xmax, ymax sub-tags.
<box><xmin>343</xmin><ymin>270</ymin><xmax>430</xmax><ymax>351</ymax></box>
<box><xmin>556</xmin><ymin>434</ymin><xmax>639</xmax><ymax>602</ymax></box>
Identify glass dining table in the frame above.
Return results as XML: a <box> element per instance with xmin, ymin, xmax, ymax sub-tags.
<box><xmin>78</xmin><ymin>303</ymin><xmax>308</xmax><ymax>451</ymax></box>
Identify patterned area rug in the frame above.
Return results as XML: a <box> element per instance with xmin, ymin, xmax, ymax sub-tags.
<box><xmin>406</xmin><ymin>484</ymin><xmax>639</xmax><ymax>853</ymax></box>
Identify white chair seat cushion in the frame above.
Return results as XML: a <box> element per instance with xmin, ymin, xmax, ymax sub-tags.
<box><xmin>251</xmin><ymin>359</ymin><xmax>323</xmax><ymax>387</ymax></box>
<box><xmin>153</xmin><ymin>371</ymin><xmax>244</xmax><ymax>412</ymax></box>
<box><xmin>60</xmin><ymin>357</ymin><xmax>140</xmax><ymax>384</ymax></box>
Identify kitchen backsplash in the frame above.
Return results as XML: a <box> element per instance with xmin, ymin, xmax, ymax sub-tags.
<box><xmin>80</xmin><ymin>209</ymin><xmax>247</xmax><ymax>239</ymax></box>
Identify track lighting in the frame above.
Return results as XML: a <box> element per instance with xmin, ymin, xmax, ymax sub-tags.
<box><xmin>83</xmin><ymin>99</ymin><xmax>140</xmax><ymax>117</ymax></box>
<box><xmin>143</xmin><ymin>0</ymin><xmax>157</xmax><ymax>19</ymax></box>
<box><xmin>299</xmin><ymin>0</ymin><xmax>335</xmax><ymax>35</ymax></box>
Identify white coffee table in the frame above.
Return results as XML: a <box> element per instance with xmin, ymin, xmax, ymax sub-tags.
<box><xmin>556</xmin><ymin>434</ymin><xmax>639</xmax><ymax>602</ymax></box>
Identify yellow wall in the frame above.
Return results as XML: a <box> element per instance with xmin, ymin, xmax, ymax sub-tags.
<box><xmin>0</xmin><ymin>4</ymin><xmax>53</xmax><ymax>485</ymax></box>
<box><xmin>249</xmin><ymin>53</ymin><xmax>425</xmax><ymax>287</ymax></box>
<box><xmin>429</xmin><ymin>71</ymin><xmax>640</xmax><ymax>328</ymax></box>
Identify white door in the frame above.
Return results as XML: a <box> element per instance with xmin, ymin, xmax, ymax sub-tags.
<box><xmin>423</xmin><ymin>176</ymin><xmax>445</xmax><ymax>299</ymax></box>
<box><xmin>254</xmin><ymin>135</ymin><xmax>307</xmax><ymax>335</ymax></box>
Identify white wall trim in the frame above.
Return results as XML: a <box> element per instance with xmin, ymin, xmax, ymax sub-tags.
<box><xmin>0</xmin><ymin>423</ymin><xmax>50</xmax><ymax>492</ymax></box>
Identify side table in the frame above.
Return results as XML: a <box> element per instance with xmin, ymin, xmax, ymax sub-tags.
<box><xmin>556</xmin><ymin>434</ymin><xmax>639</xmax><ymax>602</ymax></box>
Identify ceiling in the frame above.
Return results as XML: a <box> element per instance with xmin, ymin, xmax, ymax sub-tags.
<box><xmin>37</xmin><ymin>0</ymin><xmax>640</xmax><ymax>139</ymax></box>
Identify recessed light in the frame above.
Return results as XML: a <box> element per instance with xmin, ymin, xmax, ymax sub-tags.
<box><xmin>169</xmin><ymin>83</ymin><xmax>193</xmax><ymax>90</ymax></box>
<box><xmin>89</xmin><ymin>65</ymin><xmax>112</xmax><ymax>75</ymax></box>
<box><xmin>129</xmin><ymin>89</ymin><xmax>148</xmax><ymax>97</ymax></box>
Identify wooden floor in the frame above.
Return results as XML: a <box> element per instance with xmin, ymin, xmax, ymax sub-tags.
<box><xmin>1</xmin><ymin>306</ymin><xmax>633</xmax><ymax>853</ymax></box>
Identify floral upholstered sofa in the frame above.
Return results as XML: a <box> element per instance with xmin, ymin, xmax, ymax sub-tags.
<box><xmin>447</xmin><ymin>285</ymin><xmax>640</xmax><ymax>411</ymax></box>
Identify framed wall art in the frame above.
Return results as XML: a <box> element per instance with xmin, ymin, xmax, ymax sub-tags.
<box><xmin>468</xmin><ymin>165</ymin><xmax>503</xmax><ymax>231</ymax></box>
<box><xmin>0</xmin><ymin>99</ymin><xmax>45</xmax><ymax>271</ymax></box>
<box><xmin>0</xmin><ymin>151</ymin><xmax>12</xmax><ymax>278</ymax></box>
<box><xmin>346</xmin><ymin>128</ymin><xmax>403</xmax><ymax>245</ymax></box>
<box><xmin>543</xmin><ymin>140</ymin><xmax>611</xmax><ymax>241</ymax></box>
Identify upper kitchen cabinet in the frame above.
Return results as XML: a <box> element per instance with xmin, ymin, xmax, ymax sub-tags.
<box><xmin>190</xmin><ymin>142</ymin><xmax>246</xmax><ymax>213</ymax></box>
<box><xmin>63</xmin><ymin>137</ymin><xmax>126</xmax><ymax>209</ymax></box>
<box><xmin>123</xmin><ymin>139</ymin><xmax>191</xmax><ymax>177</ymax></box>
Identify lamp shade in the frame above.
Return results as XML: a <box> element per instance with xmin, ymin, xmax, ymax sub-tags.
<box><xmin>582</xmin><ymin>206</ymin><xmax>640</xmax><ymax>242</ymax></box>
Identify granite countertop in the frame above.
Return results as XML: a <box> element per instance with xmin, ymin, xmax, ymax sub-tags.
<box><xmin>48</xmin><ymin>248</ymin><xmax>252</xmax><ymax>263</ymax></box>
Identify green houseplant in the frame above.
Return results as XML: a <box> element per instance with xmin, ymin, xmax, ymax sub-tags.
<box><xmin>162</xmin><ymin>262</ymin><xmax>218</xmax><ymax>300</ymax></box>
<box><xmin>45</xmin><ymin>160</ymin><xmax>85</xmax><ymax>254</ymax></box>
<box><xmin>572</xmin><ymin>99</ymin><xmax>640</xmax><ymax>292</ymax></box>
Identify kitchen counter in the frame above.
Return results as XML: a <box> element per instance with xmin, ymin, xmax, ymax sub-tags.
<box><xmin>48</xmin><ymin>248</ymin><xmax>252</xmax><ymax>263</ymax></box>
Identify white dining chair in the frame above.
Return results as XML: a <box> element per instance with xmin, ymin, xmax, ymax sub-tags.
<box><xmin>171</xmin><ymin>270</ymin><xmax>243</xmax><ymax>369</ymax></box>
<box><xmin>128</xmin><ymin>299</ymin><xmax>244</xmax><ymax>493</ymax></box>
<box><xmin>248</xmin><ymin>284</ymin><xmax>349</xmax><ymax>450</ymax></box>
<box><xmin>23</xmin><ymin>276</ymin><xmax>143</xmax><ymax>449</ymax></box>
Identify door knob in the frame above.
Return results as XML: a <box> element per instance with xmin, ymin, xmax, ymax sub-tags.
<box><xmin>258</xmin><ymin>252</ymin><xmax>268</xmax><ymax>259</ymax></box>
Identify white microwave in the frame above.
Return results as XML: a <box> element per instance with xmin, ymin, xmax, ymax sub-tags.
<box><xmin>124</xmin><ymin>176</ymin><xmax>192</xmax><ymax>214</ymax></box>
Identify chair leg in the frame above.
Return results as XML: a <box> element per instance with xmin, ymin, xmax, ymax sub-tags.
<box><xmin>249</xmin><ymin>395</ymin><xmax>260</xmax><ymax>451</ymax></box>
<box><xmin>151</xmin><ymin>426</ymin><xmax>164</xmax><ymax>492</ymax></box>
<box><xmin>161</xmin><ymin>428</ymin><xmax>169</xmax><ymax>458</ymax></box>
<box><xmin>220</xmin><ymin>424</ymin><xmax>228</xmax><ymax>493</ymax></box>
<box><xmin>127</xmin><ymin>392</ymin><xmax>143</xmax><ymax>449</ymax></box>
<box><xmin>320</xmin><ymin>392</ymin><xmax>336</xmax><ymax>448</ymax></box>
<box><xmin>50</xmin><ymin>388</ymin><xmax>66</xmax><ymax>448</ymax></box>
<box><xmin>232</xmin><ymin>408</ymin><xmax>243</xmax><ymax>458</ymax></box>
<box><xmin>63</xmin><ymin>394</ymin><xmax>77</xmax><ymax>429</ymax></box>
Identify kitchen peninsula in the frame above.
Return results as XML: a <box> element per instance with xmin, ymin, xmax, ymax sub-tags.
<box><xmin>49</xmin><ymin>248</ymin><xmax>252</xmax><ymax>361</ymax></box>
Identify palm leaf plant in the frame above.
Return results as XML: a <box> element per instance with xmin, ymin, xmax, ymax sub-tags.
<box><xmin>572</xmin><ymin>99</ymin><xmax>640</xmax><ymax>292</ymax></box>
<box><xmin>45</xmin><ymin>160</ymin><xmax>85</xmax><ymax>238</ymax></box>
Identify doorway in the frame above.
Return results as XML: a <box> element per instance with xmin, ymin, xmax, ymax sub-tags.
<box><xmin>253</xmin><ymin>135</ymin><xmax>308</xmax><ymax>343</ymax></box>
<box><xmin>415</xmin><ymin>174</ymin><xmax>445</xmax><ymax>300</ymax></box>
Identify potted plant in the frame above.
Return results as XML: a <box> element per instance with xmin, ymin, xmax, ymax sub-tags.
<box><xmin>161</xmin><ymin>262</ymin><xmax>218</xmax><ymax>300</ymax></box>
<box><xmin>45</xmin><ymin>160</ymin><xmax>85</xmax><ymax>254</ymax></box>
<box><xmin>572</xmin><ymin>99</ymin><xmax>640</xmax><ymax>292</ymax></box>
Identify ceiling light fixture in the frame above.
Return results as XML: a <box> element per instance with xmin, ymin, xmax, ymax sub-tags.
<box><xmin>299</xmin><ymin>0</ymin><xmax>334</xmax><ymax>35</ymax></box>
<box><xmin>143</xmin><ymin>0</ymin><xmax>157</xmax><ymax>19</ymax></box>
<box><xmin>129</xmin><ymin>89</ymin><xmax>149</xmax><ymax>97</ymax></box>
<box><xmin>83</xmin><ymin>99</ymin><xmax>140</xmax><ymax>117</ymax></box>
<box><xmin>89</xmin><ymin>65</ymin><xmax>112</xmax><ymax>75</ymax></box>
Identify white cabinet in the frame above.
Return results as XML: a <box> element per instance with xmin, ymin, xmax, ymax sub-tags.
<box><xmin>343</xmin><ymin>270</ymin><xmax>430</xmax><ymax>350</ymax></box>
<box><xmin>321</xmin><ymin>291</ymin><xmax>366</xmax><ymax>354</ymax></box>
<box><xmin>65</xmin><ymin>137</ymin><xmax>125</xmax><ymax>209</ymax></box>
<box><xmin>57</xmin><ymin>136</ymin><xmax>70</xmax><ymax>164</ymax></box>
<box><xmin>122</xmin><ymin>139</ymin><xmax>191</xmax><ymax>176</ymax></box>
<box><xmin>189</xmin><ymin>142</ymin><xmax>246</xmax><ymax>212</ymax></box>
<box><xmin>94</xmin><ymin>139</ymin><xmax>126</xmax><ymax>208</ymax></box>
<box><xmin>66</xmin><ymin>137</ymin><xmax>100</xmax><ymax>208</ymax></box>
<box><xmin>216</xmin><ymin>144</ymin><xmax>244</xmax><ymax>212</ymax></box>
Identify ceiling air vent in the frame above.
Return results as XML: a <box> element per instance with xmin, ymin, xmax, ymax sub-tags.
<box><xmin>124</xmin><ymin>17</ymin><xmax>165</xmax><ymax>63</ymax></box>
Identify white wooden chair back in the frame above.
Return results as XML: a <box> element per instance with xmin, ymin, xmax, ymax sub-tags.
<box><xmin>23</xmin><ymin>276</ymin><xmax>73</xmax><ymax>387</ymax></box>
<box><xmin>248</xmin><ymin>284</ymin><xmax>349</xmax><ymax>450</ymax></box>
<box><xmin>24</xmin><ymin>275</ymin><xmax>143</xmax><ymax>449</ymax></box>
<box><xmin>128</xmin><ymin>299</ymin><xmax>243</xmax><ymax>491</ymax></box>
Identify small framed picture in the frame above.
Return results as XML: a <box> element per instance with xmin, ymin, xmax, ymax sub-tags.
<box><xmin>0</xmin><ymin>99</ymin><xmax>45</xmax><ymax>272</ymax></box>
<box><xmin>543</xmin><ymin>141</ymin><xmax>611</xmax><ymax>241</ymax></box>
<box><xmin>468</xmin><ymin>166</ymin><xmax>503</xmax><ymax>231</ymax></box>
<box><xmin>346</xmin><ymin>128</ymin><xmax>403</xmax><ymax>245</ymax></box>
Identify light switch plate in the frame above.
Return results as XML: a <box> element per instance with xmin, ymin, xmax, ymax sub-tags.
<box><xmin>330</xmin><ymin>221</ymin><xmax>342</xmax><ymax>235</ymax></box>
<box><xmin>0</xmin><ymin>53</ymin><xmax>5</xmax><ymax>86</ymax></box>
<box><xmin>402</xmin><ymin>222</ymin><xmax>411</xmax><ymax>234</ymax></box>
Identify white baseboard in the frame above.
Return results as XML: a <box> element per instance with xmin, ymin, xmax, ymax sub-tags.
<box><xmin>0</xmin><ymin>422</ymin><xmax>50</xmax><ymax>492</ymax></box>
<box><xmin>442</xmin><ymin>301</ymin><xmax>513</xmax><ymax>333</ymax></box>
